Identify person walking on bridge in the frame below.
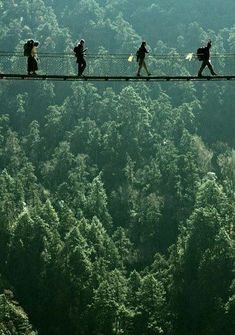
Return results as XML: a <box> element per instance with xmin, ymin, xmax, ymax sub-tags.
<box><xmin>74</xmin><ymin>39</ymin><xmax>87</xmax><ymax>76</ymax></box>
<box><xmin>197</xmin><ymin>40</ymin><xmax>217</xmax><ymax>77</ymax></box>
<box><xmin>24</xmin><ymin>39</ymin><xmax>39</xmax><ymax>75</ymax></box>
<box><xmin>136</xmin><ymin>41</ymin><xmax>151</xmax><ymax>76</ymax></box>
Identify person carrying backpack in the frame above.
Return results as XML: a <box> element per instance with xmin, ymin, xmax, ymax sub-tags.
<box><xmin>74</xmin><ymin>39</ymin><xmax>87</xmax><ymax>76</ymax></box>
<box><xmin>197</xmin><ymin>40</ymin><xmax>217</xmax><ymax>77</ymax></box>
<box><xmin>136</xmin><ymin>41</ymin><xmax>151</xmax><ymax>76</ymax></box>
<box><xmin>24</xmin><ymin>39</ymin><xmax>39</xmax><ymax>75</ymax></box>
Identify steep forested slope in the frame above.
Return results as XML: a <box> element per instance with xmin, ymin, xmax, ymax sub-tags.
<box><xmin>0</xmin><ymin>1</ymin><xmax>234</xmax><ymax>335</ymax></box>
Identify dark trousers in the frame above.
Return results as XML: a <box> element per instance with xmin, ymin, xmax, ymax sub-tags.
<box><xmin>77</xmin><ymin>58</ymin><xmax>86</xmax><ymax>75</ymax></box>
<box><xmin>198</xmin><ymin>59</ymin><xmax>216</xmax><ymax>76</ymax></box>
<box><xmin>137</xmin><ymin>57</ymin><xmax>150</xmax><ymax>75</ymax></box>
<box><xmin>27</xmin><ymin>56</ymin><xmax>38</xmax><ymax>74</ymax></box>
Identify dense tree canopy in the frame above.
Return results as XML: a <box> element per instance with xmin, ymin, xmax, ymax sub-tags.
<box><xmin>0</xmin><ymin>1</ymin><xmax>234</xmax><ymax>334</ymax></box>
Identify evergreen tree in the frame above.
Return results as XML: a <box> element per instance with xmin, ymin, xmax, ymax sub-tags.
<box><xmin>171</xmin><ymin>174</ymin><xmax>235</xmax><ymax>335</ymax></box>
<box><xmin>0</xmin><ymin>291</ymin><xmax>37</xmax><ymax>335</ymax></box>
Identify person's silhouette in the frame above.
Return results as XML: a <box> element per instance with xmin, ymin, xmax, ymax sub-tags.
<box><xmin>74</xmin><ymin>39</ymin><xmax>87</xmax><ymax>76</ymax></box>
<box><xmin>198</xmin><ymin>41</ymin><xmax>217</xmax><ymax>77</ymax></box>
<box><xmin>136</xmin><ymin>41</ymin><xmax>151</xmax><ymax>76</ymax></box>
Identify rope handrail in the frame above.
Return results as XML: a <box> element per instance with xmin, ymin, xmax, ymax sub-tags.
<box><xmin>1</xmin><ymin>51</ymin><xmax>235</xmax><ymax>59</ymax></box>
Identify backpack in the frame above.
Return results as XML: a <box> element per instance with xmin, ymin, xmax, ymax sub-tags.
<box><xmin>197</xmin><ymin>47</ymin><xmax>206</xmax><ymax>61</ymax></box>
<box><xmin>24</xmin><ymin>40</ymin><xmax>34</xmax><ymax>57</ymax></box>
<box><xmin>74</xmin><ymin>45</ymin><xmax>84</xmax><ymax>58</ymax></box>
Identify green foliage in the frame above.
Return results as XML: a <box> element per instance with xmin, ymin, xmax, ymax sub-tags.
<box><xmin>170</xmin><ymin>176</ymin><xmax>235</xmax><ymax>335</ymax></box>
<box><xmin>0</xmin><ymin>291</ymin><xmax>37</xmax><ymax>335</ymax></box>
<box><xmin>0</xmin><ymin>1</ymin><xmax>234</xmax><ymax>335</ymax></box>
<box><xmin>90</xmin><ymin>269</ymin><xmax>128</xmax><ymax>335</ymax></box>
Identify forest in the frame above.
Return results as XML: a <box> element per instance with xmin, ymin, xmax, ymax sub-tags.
<box><xmin>0</xmin><ymin>1</ymin><xmax>234</xmax><ymax>334</ymax></box>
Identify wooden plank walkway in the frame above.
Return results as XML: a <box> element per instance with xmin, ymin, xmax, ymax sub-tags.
<box><xmin>1</xmin><ymin>73</ymin><xmax>235</xmax><ymax>81</ymax></box>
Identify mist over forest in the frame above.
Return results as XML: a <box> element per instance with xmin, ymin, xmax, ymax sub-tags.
<box><xmin>0</xmin><ymin>1</ymin><xmax>234</xmax><ymax>335</ymax></box>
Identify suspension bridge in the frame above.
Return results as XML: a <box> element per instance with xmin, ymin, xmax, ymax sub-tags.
<box><xmin>1</xmin><ymin>51</ymin><xmax>235</xmax><ymax>81</ymax></box>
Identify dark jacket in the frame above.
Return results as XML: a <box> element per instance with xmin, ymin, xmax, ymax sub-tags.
<box><xmin>74</xmin><ymin>43</ymin><xmax>84</xmax><ymax>60</ymax></box>
<box><xmin>203</xmin><ymin>42</ymin><xmax>212</xmax><ymax>60</ymax></box>
<box><xmin>137</xmin><ymin>44</ymin><xmax>149</xmax><ymax>60</ymax></box>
